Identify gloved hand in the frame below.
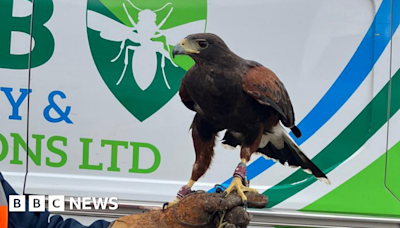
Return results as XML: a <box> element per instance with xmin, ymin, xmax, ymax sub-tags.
<box><xmin>109</xmin><ymin>191</ymin><xmax>268</xmax><ymax>228</ymax></box>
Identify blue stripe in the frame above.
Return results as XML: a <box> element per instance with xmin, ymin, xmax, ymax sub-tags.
<box><xmin>209</xmin><ymin>0</ymin><xmax>399</xmax><ymax>193</ymax></box>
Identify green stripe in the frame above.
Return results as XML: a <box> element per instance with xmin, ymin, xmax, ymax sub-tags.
<box><xmin>263</xmin><ymin>68</ymin><xmax>400</xmax><ymax>208</ymax></box>
<box><xmin>301</xmin><ymin>141</ymin><xmax>400</xmax><ymax>216</ymax></box>
<box><xmin>386</xmin><ymin>138</ymin><xmax>400</xmax><ymax>200</ymax></box>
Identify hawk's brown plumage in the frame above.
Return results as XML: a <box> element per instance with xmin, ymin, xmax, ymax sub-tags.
<box><xmin>243</xmin><ymin>66</ymin><xmax>294</xmax><ymax>129</ymax></box>
<box><xmin>173</xmin><ymin>33</ymin><xmax>329</xmax><ymax>189</ymax></box>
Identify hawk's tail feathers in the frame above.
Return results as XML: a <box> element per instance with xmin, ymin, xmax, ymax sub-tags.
<box><xmin>221</xmin><ymin>127</ymin><xmax>330</xmax><ymax>185</ymax></box>
<box><xmin>258</xmin><ymin>125</ymin><xmax>330</xmax><ymax>185</ymax></box>
<box><xmin>291</xmin><ymin>125</ymin><xmax>302</xmax><ymax>138</ymax></box>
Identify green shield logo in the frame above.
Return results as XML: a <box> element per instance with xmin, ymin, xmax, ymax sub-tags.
<box><xmin>87</xmin><ymin>0</ymin><xmax>207</xmax><ymax>121</ymax></box>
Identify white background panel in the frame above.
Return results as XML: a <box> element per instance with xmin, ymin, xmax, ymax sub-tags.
<box><xmin>0</xmin><ymin>0</ymin><xmax>384</xmax><ymax>206</ymax></box>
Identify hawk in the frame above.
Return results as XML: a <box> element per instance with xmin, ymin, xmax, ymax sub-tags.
<box><xmin>171</xmin><ymin>33</ymin><xmax>329</xmax><ymax>206</ymax></box>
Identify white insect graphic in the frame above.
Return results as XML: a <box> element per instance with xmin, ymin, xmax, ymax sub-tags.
<box><xmin>88</xmin><ymin>0</ymin><xmax>205</xmax><ymax>90</ymax></box>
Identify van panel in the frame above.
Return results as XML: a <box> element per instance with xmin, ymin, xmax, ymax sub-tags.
<box><xmin>0</xmin><ymin>0</ymin><xmax>33</xmax><ymax>193</ymax></box>
<box><xmin>385</xmin><ymin>4</ymin><xmax>400</xmax><ymax>201</ymax></box>
<box><xmin>13</xmin><ymin>0</ymin><xmax>400</xmax><ymax>217</ymax></box>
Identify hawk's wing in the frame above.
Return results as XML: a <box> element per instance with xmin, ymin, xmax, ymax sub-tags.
<box><xmin>243</xmin><ymin>65</ymin><xmax>295</xmax><ymax>128</ymax></box>
<box><xmin>179</xmin><ymin>76</ymin><xmax>196</xmax><ymax>112</ymax></box>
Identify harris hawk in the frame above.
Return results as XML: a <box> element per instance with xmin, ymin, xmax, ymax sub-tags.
<box><xmin>171</xmin><ymin>33</ymin><xmax>330</xmax><ymax>206</ymax></box>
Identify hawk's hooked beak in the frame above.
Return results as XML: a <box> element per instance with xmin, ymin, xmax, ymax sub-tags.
<box><xmin>173</xmin><ymin>38</ymin><xmax>200</xmax><ymax>58</ymax></box>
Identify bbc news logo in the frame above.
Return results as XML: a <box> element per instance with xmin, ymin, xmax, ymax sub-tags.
<box><xmin>9</xmin><ymin>195</ymin><xmax>118</xmax><ymax>212</ymax></box>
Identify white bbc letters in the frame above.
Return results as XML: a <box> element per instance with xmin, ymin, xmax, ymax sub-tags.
<box><xmin>28</xmin><ymin>195</ymin><xmax>45</xmax><ymax>212</ymax></box>
<box><xmin>48</xmin><ymin>195</ymin><xmax>65</xmax><ymax>212</ymax></box>
<box><xmin>9</xmin><ymin>195</ymin><xmax>25</xmax><ymax>212</ymax></box>
<box><xmin>8</xmin><ymin>195</ymin><xmax>117</xmax><ymax>211</ymax></box>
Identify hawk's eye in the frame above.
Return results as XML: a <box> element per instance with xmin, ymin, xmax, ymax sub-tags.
<box><xmin>197</xmin><ymin>40</ymin><xmax>208</xmax><ymax>49</ymax></box>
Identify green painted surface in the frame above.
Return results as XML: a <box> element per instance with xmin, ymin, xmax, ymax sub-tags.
<box><xmin>385</xmin><ymin>75</ymin><xmax>400</xmax><ymax>200</ymax></box>
<box><xmin>0</xmin><ymin>0</ymin><xmax>54</xmax><ymax>69</ymax></box>
<box><xmin>87</xmin><ymin>0</ymin><xmax>206</xmax><ymax>121</ymax></box>
<box><xmin>99</xmin><ymin>0</ymin><xmax>206</xmax><ymax>71</ymax></box>
<box><xmin>386</xmin><ymin>138</ymin><xmax>400</xmax><ymax>201</ymax></box>
<box><xmin>100</xmin><ymin>0</ymin><xmax>206</xmax><ymax>30</ymax></box>
<box><xmin>263</xmin><ymin>69</ymin><xmax>400</xmax><ymax>208</ymax></box>
<box><xmin>302</xmin><ymin>142</ymin><xmax>400</xmax><ymax>216</ymax></box>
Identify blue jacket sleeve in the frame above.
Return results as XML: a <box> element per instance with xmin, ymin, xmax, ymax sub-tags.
<box><xmin>1</xmin><ymin>172</ymin><xmax>111</xmax><ymax>228</ymax></box>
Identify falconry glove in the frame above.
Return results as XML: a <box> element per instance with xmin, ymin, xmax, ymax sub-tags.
<box><xmin>108</xmin><ymin>191</ymin><xmax>268</xmax><ymax>228</ymax></box>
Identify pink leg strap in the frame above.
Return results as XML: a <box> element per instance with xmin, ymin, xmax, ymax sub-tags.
<box><xmin>233</xmin><ymin>162</ymin><xmax>249</xmax><ymax>186</ymax></box>
<box><xmin>177</xmin><ymin>185</ymin><xmax>193</xmax><ymax>199</ymax></box>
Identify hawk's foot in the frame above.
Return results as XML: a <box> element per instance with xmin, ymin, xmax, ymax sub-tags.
<box><xmin>222</xmin><ymin>176</ymin><xmax>258</xmax><ymax>208</ymax></box>
<box><xmin>222</xmin><ymin>162</ymin><xmax>258</xmax><ymax>208</ymax></box>
<box><xmin>166</xmin><ymin>184</ymin><xmax>194</xmax><ymax>208</ymax></box>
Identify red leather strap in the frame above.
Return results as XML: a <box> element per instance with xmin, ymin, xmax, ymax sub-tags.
<box><xmin>177</xmin><ymin>185</ymin><xmax>193</xmax><ymax>199</ymax></box>
<box><xmin>233</xmin><ymin>162</ymin><xmax>247</xmax><ymax>182</ymax></box>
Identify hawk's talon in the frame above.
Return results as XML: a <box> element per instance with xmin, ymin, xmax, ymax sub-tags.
<box><xmin>166</xmin><ymin>198</ymin><xmax>179</xmax><ymax>208</ymax></box>
<box><xmin>243</xmin><ymin>200</ymin><xmax>248</xmax><ymax>210</ymax></box>
<box><xmin>166</xmin><ymin>184</ymin><xmax>194</xmax><ymax>209</ymax></box>
<box><xmin>162</xmin><ymin>202</ymin><xmax>169</xmax><ymax>212</ymax></box>
<box><xmin>223</xmin><ymin>176</ymin><xmax>258</xmax><ymax>203</ymax></box>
